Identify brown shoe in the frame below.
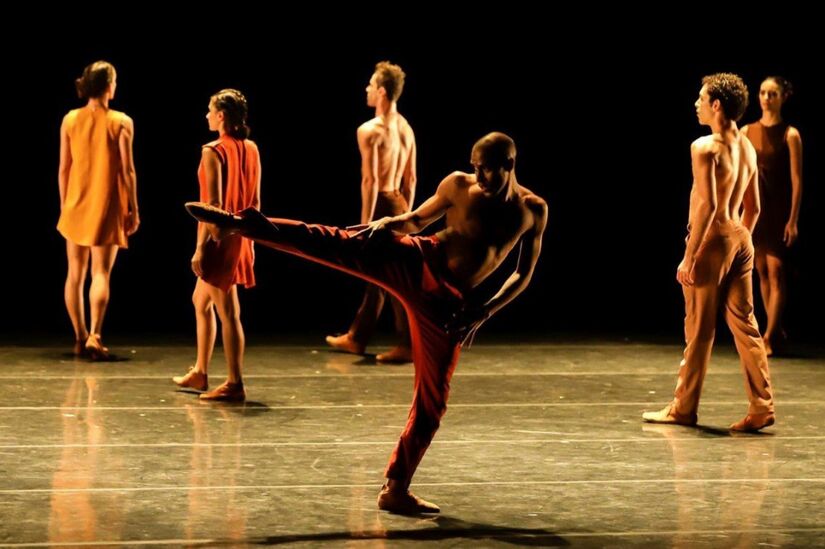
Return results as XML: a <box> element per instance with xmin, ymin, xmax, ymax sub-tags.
<box><xmin>199</xmin><ymin>380</ymin><xmax>245</xmax><ymax>402</ymax></box>
<box><xmin>642</xmin><ymin>403</ymin><xmax>697</xmax><ymax>426</ymax></box>
<box><xmin>325</xmin><ymin>333</ymin><xmax>365</xmax><ymax>355</ymax></box>
<box><xmin>73</xmin><ymin>339</ymin><xmax>87</xmax><ymax>357</ymax></box>
<box><xmin>730</xmin><ymin>412</ymin><xmax>775</xmax><ymax>432</ymax></box>
<box><xmin>85</xmin><ymin>334</ymin><xmax>110</xmax><ymax>361</ymax></box>
<box><xmin>376</xmin><ymin>345</ymin><xmax>413</xmax><ymax>364</ymax></box>
<box><xmin>172</xmin><ymin>366</ymin><xmax>208</xmax><ymax>392</ymax></box>
<box><xmin>377</xmin><ymin>484</ymin><xmax>440</xmax><ymax>514</ymax></box>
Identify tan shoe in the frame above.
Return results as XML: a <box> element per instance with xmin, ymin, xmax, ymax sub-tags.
<box><xmin>377</xmin><ymin>484</ymin><xmax>440</xmax><ymax>514</ymax></box>
<box><xmin>172</xmin><ymin>366</ymin><xmax>208</xmax><ymax>392</ymax></box>
<box><xmin>730</xmin><ymin>412</ymin><xmax>775</xmax><ymax>432</ymax></box>
<box><xmin>642</xmin><ymin>403</ymin><xmax>697</xmax><ymax>426</ymax></box>
<box><xmin>199</xmin><ymin>380</ymin><xmax>245</xmax><ymax>402</ymax></box>
<box><xmin>325</xmin><ymin>333</ymin><xmax>365</xmax><ymax>355</ymax></box>
<box><xmin>376</xmin><ymin>345</ymin><xmax>413</xmax><ymax>364</ymax></box>
<box><xmin>85</xmin><ymin>334</ymin><xmax>110</xmax><ymax>361</ymax></box>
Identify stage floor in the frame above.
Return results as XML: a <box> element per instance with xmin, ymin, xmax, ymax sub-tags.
<box><xmin>1</xmin><ymin>339</ymin><xmax>823</xmax><ymax>547</ymax></box>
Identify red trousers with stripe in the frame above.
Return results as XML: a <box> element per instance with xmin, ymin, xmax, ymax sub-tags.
<box><xmin>238</xmin><ymin>208</ymin><xmax>464</xmax><ymax>487</ymax></box>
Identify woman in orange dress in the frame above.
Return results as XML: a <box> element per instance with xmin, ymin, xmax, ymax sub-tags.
<box><xmin>172</xmin><ymin>90</ymin><xmax>260</xmax><ymax>401</ymax></box>
<box><xmin>57</xmin><ymin>61</ymin><xmax>139</xmax><ymax>359</ymax></box>
<box><xmin>742</xmin><ymin>76</ymin><xmax>803</xmax><ymax>356</ymax></box>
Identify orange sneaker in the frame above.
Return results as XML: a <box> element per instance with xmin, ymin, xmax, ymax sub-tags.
<box><xmin>172</xmin><ymin>366</ymin><xmax>208</xmax><ymax>392</ymax></box>
<box><xmin>642</xmin><ymin>403</ymin><xmax>697</xmax><ymax>426</ymax></box>
<box><xmin>377</xmin><ymin>484</ymin><xmax>440</xmax><ymax>514</ymax></box>
<box><xmin>730</xmin><ymin>412</ymin><xmax>775</xmax><ymax>432</ymax></box>
<box><xmin>199</xmin><ymin>380</ymin><xmax>245</xmax><ymax>402</ymax></box>
<box><xmin>376</xmin><ymin>345</ymin><xmax>413</xmax><ymax>364</ymax></box>
<box><xmin>85</xmin><ymin>334</ymin><xmax>110</xmax><ymax>361</ymax></box>
<box><xmin>325</xmin><ymin>333</ymin><xmax>365</xmax><ymax>355</ymax></box>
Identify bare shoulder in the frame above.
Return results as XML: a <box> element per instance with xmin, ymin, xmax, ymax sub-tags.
<box><xmin>120</xmin><ymin>113</ymin><xmax>134</xmax><ymax>132</ymax></box>
<box><xmin>691</xmin><ymin>135</ymin><xmax>716</xmax><ymax>153</ymax></box>
<box><xmin>398</xmin><ymin>114</ymin><xmax>415</xmax><ymax>135</ymax></box>
<box><xmin>438</xmin><ymin>171</ymin><xmax>472</xmax><ymax>196</ymax></box>
<box><xmin>518</xmin><ymin>185</ymin><xmax>548</xmax><ymax>220</ymax></box>
<box><xmin>245</xmin><ymin>139</ymin><xmax>259</xmax><ymax>152</ymax></box>
<box><xmin>787</xmin><ymin>125</ymin><xmax>802</xmax><ymax>144</ymax></box>
<box><xmin>357</xmin><ymin>118</ymin><xmax>381</xmax><ymax>145</ymax></box>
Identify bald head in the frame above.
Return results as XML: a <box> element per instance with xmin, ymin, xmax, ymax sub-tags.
<box><xmin>472</xmin><ymin>132</ymin><xmax>516</xmax><ymax>170</ymax></box>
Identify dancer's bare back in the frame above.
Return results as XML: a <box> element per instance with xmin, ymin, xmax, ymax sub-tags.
<box><xmin>358</xmin><ymin>113</ymin><xmax>415</xmax><ymax>194</ymax></box>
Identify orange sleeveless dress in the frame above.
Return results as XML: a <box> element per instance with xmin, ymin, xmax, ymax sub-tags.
<box><xmin>198</xmin><ymin>135</ymin><xmax>259</xmax><ymax>292</ymax></box>
<box><xmin>57</xmin><ymin>106</ymin><xmax>130</xmax><ymax>248</ymax></box>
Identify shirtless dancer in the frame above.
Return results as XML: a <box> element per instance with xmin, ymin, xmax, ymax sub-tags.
<box><xmin>186</xmin><ymin>132</ymin><xmax>548</xmax><ymax>513</ymax></box>
<box><xmin>326</xmin><ymin>61</ymin><xmax>415</xmax><ymax>363</ymax></box>
<box><xmin>643</xmin><ymin>73</ymin><xmax>775</xmax><ymax>432</ymax></box>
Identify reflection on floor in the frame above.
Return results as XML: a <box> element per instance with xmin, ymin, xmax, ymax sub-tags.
<box><xmin>1</xmin><ymin>340</ymin><xmax>824</xmax><ymax>546</ymax></box>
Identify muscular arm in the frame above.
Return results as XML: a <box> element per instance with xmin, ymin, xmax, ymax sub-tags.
<box><xmin>358</xmin><ymin>126</ymin><xmax>379</xmax><ymax>224</ymax></box>
<box><xmin>679</xmin><ymin>142</ymin><xmax>717</xmax><ymax>286</ymax></box>
<box><xmin>483</xmin><ymin>199</ymin><xmax>548</xmax><ymax>318</ymax></box>
<box><xmin>379</xmin><ymin>175</ymin><xmax>454</xmax><ymax>234</ymax></box>
<box><xmin>57</xmin><ymin>114</ymin><xmax>72</xmax><ymax>207</ymax></box>
<box><xmin>786</xmin><ymin>127</ymin><xmax>803</xmax><ymax>245</ymax></box>
<box><xmin>118</xmin><ymin>115</ymin><xmax>140</xmax><ymax>234</ymax></box>
<box><xmin>401</xmin><ymin>133</ymin><xmax>417</xmax><ymax>212</ymax></box>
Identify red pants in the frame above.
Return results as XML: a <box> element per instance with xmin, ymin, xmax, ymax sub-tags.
<box><xmin>237</xmin><ymin>208</ymin><xmax>464</xmax><ymax>487</ymax></box>
<box><xmin>674</xmin><ymin>220</ymin><xmax>774</xmax><ymax>416</ymax></box>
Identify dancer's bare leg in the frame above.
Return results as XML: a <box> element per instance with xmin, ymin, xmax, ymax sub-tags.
<box><xmin>85</xmin><ymin>244</ymin><xmax>118</xmax><ymax>358</ymax></box>
<box><xmin>64</xmin><ymin>241</ymin><xmax>90</xmax><ymax>354</ymax></box>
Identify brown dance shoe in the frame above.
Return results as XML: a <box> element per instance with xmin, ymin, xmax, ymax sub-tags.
<box><xmin>377</xmin><ymin>484</ymin><xmax>440</xmax><ymax>514</ymax></box>
<box><xmin>730</xmin><ymin>412</ymin><xmax>775</xmax><ymax>432</ymax></box>
<box><xmin>642</xmin><ymin>403</ymin><xmax>697</xmax><ymax>426</ymax></box>
<box><xmin>376</xmin><ymin>345</ymin><xmax>413</xmax><ymax>364</ymax></box>
<box><xmin>199</xmin><ymin>380</ymin><xmax>246</xmax><ymax>402</ymax></box>
<box><xmin>85</xmin><ymin>334</ymin><xmax>110</xmax><ymax>361</ymax></box>
<box><xmin>73</xmin><ymin>339</ymin><xmax>87</xmax><ymax>357</ymax></box>
<box><xmin>172</xmin><ymin>366</ymin><xmax>208</xmax><ymax>392</ymax></box>
<box><xmin>325</xmin><ymin>333</ymin><xmax>365</xmax><ymax>355</ymax></box>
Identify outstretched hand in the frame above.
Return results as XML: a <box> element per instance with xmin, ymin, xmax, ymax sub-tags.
<box><xmin>445</xmin><ymin>305</ymin><xmax>491</xmax><ymax>348</ymax></box>
<box><xmin>350</xmin><ymin>216</ymin><xmax>396</xmax><ymax>239</ymax></box>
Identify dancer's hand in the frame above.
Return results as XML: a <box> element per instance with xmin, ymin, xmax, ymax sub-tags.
<box><xmin>446</xmin><ymin>306</ymin><xmax>491</xmax><ymax>348</ymax></box>
<box><xmin>784</xmin><ymin>220</ymin><xmax>798</xmax><ymax>246</ymax></box>
<box><xmin>125</xmin><ymin>211</ymin><xmax>140</xmax><ymax>236</ymax></box>
<box><xmin>352</xmin><ymin>217</ymin><xmax>395</xmax><ymax>238</ymax></box>
<box><xmin>676</xmin><ymin>257</ymin><xmax>695</xmax><ymax>286</ymax></box>
<box><xmin>191</xmin><ymin>248</ymin><xmax>204</xmax><ymax>277</ymax></box>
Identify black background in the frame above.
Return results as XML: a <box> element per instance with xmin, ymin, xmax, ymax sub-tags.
<box><xmin>2</xmin><ymin>19</ymin><xmax>822</xmax><ymax>345</ymax></box>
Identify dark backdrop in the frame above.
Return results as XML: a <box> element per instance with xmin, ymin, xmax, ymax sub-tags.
<box><xmin>2</xmin><ymin>23</ymin><xmax>822</xmax><ymax>344</ymax></box>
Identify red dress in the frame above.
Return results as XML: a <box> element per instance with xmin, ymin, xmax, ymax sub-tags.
<box><xmin>198</xmin><ymin>135</ymin><xmax>259</xmax><ymax>291</ymax></box>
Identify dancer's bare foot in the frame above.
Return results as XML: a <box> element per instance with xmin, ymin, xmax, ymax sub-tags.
<box><xmin>730</xmin><ymin>412</ymin><xmax>775</xmax><ymax>432</ymax></box>
<box><xmin>642</xmin><ymin>403</ymin><xmax>697</xmax><ymax>426</ymax></box>
<box><xmin>376</xmin><ymin>345</ymin><xmax>413</xmax><ymax>364</ymax></box>
<box><xmin>377</xmin><ymin>484</ymin><xmax>440</xmax><ymax>514</ymax></box>
<box><xmin>325</xmin><ymin>333</ymin><xmax>365</xmax><ymax>355</ymax></box>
